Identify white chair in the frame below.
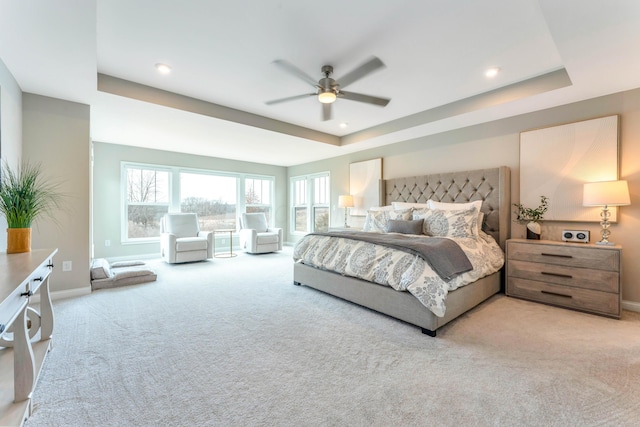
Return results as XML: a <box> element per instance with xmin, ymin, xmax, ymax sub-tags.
<box><xmin>238</xmin><ymin>213</ymin><xmax>283</xmax><ymax>254</ymax></box>
<box><xmin>160</xmin><ymin>213</ymin><xmax>213</xmax><ymax>263</ymax></box>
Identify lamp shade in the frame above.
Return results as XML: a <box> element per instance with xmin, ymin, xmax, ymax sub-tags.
<box><xmin>318</xmin><ymin>90</ymin><xmax>337</xmax><ymax>104</ymax></box>
<box><xmin>338</xmin><ymin>195</ymin><xmax>354</xmax><ymax>208</ymax></box>
<box><xmin>583</xmin><ymin>180</ymin><xmax>631</xmax><ymax>206</ymax></box>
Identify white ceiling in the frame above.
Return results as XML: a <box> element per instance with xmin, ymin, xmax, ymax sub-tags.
<box><xmin>1</xmin><ymin>0</ymin><xmax>640</xmax><ymax>166</ymax></box>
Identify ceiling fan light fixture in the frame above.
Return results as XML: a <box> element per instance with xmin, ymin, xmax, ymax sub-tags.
<box><xmin>318</xmin><ymin>90</ymin><xmax>337</xmax><ymax>104</ymax></box>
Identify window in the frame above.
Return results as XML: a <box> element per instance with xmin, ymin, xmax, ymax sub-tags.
<box><xmin>245</xmin><ymin>177</ymin><xmax>273</xmax><ymax>222</ymax></box>
<box><xmin>292</xmin><ymin>177</ymin><xmax>308</xmax><ymax>233</ymax></box>
<box><xmin>291</xmin><ymin>172</ymin><xmax>329</xmax><ymax>233</ymax></box>
<box><xmin>124</xmin><ymin>166</ymin><xmax>170</xmax><ymax>240</ymax></box>
<box><xmin>122</xmin><ymin>162</ymin><xmax>275</xmax><ymax>243</ymax></box>
<box><xmin>313</xmin><ymin>175</ymin><xmax>329</xmax><ymax>232</ymax></box>
<box><xmin>181</xmin><ymin>172</ymin><xmax>237</xmax><ymax>231</ymax></box>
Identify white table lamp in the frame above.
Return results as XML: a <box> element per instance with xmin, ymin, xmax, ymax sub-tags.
<box><xmin>583</xmin><ymin>180</ymin><xmax>630</xmax><ymax>245</ymax></box>
<box><xmin>338</xmin><ymin>195</ymin><xmax>354</xmax><ymax>228</ymax></box>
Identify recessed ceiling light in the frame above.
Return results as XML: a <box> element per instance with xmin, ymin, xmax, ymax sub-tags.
<box><xmin>485</xmin><ymin>67</ymin><xmax>500</xmax><ymax>78</ymax></box>
<box><xmin>155</xmin><ymin>63</ymin><xmax>172</xmax><ymax>74</ymax></box>
<box><xmin>339</xmin><ymin>122</ymin><xmax>348</xmax><ymax>129</ymax></box>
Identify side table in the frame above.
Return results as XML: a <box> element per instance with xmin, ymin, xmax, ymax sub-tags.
<box><xmin>213</xmin><ymin>229</ymin><xmax>236</xmax><ymax>258</ymax></box>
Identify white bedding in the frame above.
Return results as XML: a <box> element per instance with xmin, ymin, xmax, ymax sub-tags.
<box><xmin>292</xmin><ymin>231</ymin><xmax>504</xmax><ymax>317</ymax></box>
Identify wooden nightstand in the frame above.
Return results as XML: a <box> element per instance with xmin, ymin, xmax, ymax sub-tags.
<box><xmin>505</xmin><ymin>239</ymin><xmax>621</xmax><ymax>318</ymax></box>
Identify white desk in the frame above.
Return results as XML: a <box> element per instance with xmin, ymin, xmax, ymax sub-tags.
<box><xmin>0</xmin><ymin>248</ymin><xmax>57</xmax><ymax>426</ymax></box>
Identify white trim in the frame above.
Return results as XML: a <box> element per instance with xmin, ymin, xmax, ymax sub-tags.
<box><xmin>622</xmin><ymin>300</ymin><xmax>640</xmax><ymax>313</ymax></box>
<box><xmin>31</xmin><ymin>286</ymin><xmax>91</xmax><ymax>304</ymax></box>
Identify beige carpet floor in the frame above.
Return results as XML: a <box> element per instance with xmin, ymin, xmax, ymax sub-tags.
<box><xmin>24</xmin><ymin>247</ymin><xmax>640</xmax><ymax>426</ymax></box>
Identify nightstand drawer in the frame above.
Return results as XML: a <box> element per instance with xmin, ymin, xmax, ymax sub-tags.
<box><xmin>508</xmin><ymin>277</ymin><xmax>620</xmax><ymax>317</ymax></box>
<box><xmin>507</xmin><ymin>259</ymin><xmax>618</xmax><ymax>293</ymax></box>
<box><xmin>507</xmin><ymin>241</ymin><xmax>619</xmax><ymax>271</ymax></box>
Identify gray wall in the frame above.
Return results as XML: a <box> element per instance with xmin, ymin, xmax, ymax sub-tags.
<box><xmin>0</xmin><ymin>56</ymin><xmax>23</xmax><ymax>236</ymax></box>
<box><xmin>92</xmin><ymin>142</ymin><xmax>287</xmax><ymax>259</ymax></box>
<box><xmin>22</xmin><ymin>94</ymin><xmax>91</xmax><ymax>295</ymax></box>
<box><xmin>288</xmin><ymin>88</ymin><xmax>640</xmax><ymax>307</ymax></box>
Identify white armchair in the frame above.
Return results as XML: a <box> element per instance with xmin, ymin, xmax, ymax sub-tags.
<box><xmin>238</xmin><ymin>213</ymin><xmax>283</xmax><ymax>254</ymax></box>
<box><xmin>160</xmin><ymin>213</ymin><xmax>213</xmax><ymax>263</ymax></box>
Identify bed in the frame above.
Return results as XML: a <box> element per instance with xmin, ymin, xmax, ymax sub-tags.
<box><xmin>293</xmin><ymin>166</ymin><xmax>511</xmax><ymax>336</ymax></box>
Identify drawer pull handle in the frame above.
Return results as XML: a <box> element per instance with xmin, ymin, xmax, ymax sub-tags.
<box><xmin>20</xmin><ymin>290</ymin><xmax>34</xmax><ymax>297</ymax></box>
<box><xmin>34</xmin><ymin>276</ymin><xmax>44</xmax><ymax>282</ymax></box>
<box><xmin>47</xmin><ymin>263</ymin><xmax>54</xmax><ymax>269</ymax></box>
<box><xmin>541</xmin><ymin>290</ymin><xmax>573</xmax><ymax>299</ymax></box>
<box><xmin>541</xmin><ymin>271</ymin><xmax>573</xmax><ymax>279</ymax></box>
<box><xmin>541</xmin><ymin>252</ymin><xmax>573</xmax><ymax>259</ymax></box>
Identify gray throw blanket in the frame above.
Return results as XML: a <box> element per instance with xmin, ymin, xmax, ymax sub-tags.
<box><xmin>311</xmin><ymin>231</ymin><xmax>473</xmax><ymax>281</ymax></box>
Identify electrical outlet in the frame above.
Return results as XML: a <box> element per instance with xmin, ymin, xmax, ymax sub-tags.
<box><xmin>105</xmin><ymin>240</ymin><xmax>111</xmax><ymax>247</ymax></box>
<box><xmin>62</xmin><ymin>261</ymin><xmax>72</xmax><ymax>272</ymax></box>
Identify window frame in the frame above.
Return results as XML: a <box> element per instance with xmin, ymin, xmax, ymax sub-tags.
<box><xmin>121</xmin><ymin>163</ymin><xmax>173</xmax><ymax>243</ymax></box>
<box><xmin>121</xmin><ymin>162</ymin><xmax>275</xmax><ymax>244</ymax></box>
<box><xmin>290</xmin><ymin>172</ymin><xmax>330</xmax><ymax>235</ymax></box>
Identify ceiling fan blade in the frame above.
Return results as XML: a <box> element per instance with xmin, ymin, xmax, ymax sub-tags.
<box><xmin>338</xmin><ymin>56</ymin><xmax>385</xmax><ymax>89</ymax></box>
<box><xmin>265</xmin><ymin>93</ymin><xmax>315</xmax><ymax>105</ymax></box>
<box><xmin>272</xmin><ymin>59</ymin><xmax>319</xmax><ymax>87</ymax></box>
<box><xmin>340</xmin><ymin>91</ymin><xmax>390</xmax><ymax>107</ymax></box>
<box><xmin>322</xmin><ymin>103</ymin><xmax>332</xmax><ymax>121</ymax></box>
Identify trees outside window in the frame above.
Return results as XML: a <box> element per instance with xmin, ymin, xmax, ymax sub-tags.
<box><xmin>123</xmin><ymin>163</ymin><xmax>275</xmax><ymax>242</ymax></box>
<box><xmin>125</xmin><ymin>167</ymin><xmax>169</xmax><ymax>239</ymax></box>
<box><xmin>181</xmin><ymin>173</ymin><xmax>237</xmax><ymax>231</ymax></box>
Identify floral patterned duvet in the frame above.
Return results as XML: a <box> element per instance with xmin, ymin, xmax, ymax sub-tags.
<box><xmin>292</xmin><ymin>231</ymin><xmax>504</xmax><ymax>317</ymax></box>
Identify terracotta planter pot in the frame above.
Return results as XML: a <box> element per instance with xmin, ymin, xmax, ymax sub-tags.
<box><xmin>7</xmin><ymin>228</ymin><xmax>32</xmax><ymax>254</ymax></box>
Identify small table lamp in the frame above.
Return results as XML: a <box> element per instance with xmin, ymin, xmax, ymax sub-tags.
<box><xmin>583</xmin><ymin>180</ymin><xmax>630</xmax><ymax>245</ymax></box>
<box><xmin>338</xmin><ymin>195</ymin><xmax>354</xmax><ymax>228</ymax></box>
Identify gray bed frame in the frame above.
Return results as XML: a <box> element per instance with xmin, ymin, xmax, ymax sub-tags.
<box><xmin>293</xmin><ymin>166</ymin><xmax>511</xmax><ymax>336</ymax></box>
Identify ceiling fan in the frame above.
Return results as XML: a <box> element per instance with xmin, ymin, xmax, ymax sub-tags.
<box><xmin>266</xmin><ymin>56</ymin><xmax>391</xmax><ymax>121</ymax></box>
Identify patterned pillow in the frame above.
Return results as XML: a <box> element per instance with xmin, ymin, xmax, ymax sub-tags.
<box><xmin>363</xmin><ymin>209</ymin><xmax>412</xmax><ymax>233</ymax></box>
<box><xmin>391</xmin><ymin>201</ymin><xmax>430</xmax><ymax>210</ymax></box>
<box><xmin>428</xmin><ymin>200</ymin><xmax>484</xmax><ymax>233</ymax></box>
<box><xmin>413</xmin><ymin>207</ymin><xmax>479</xmax><ymax>238</ymax></box>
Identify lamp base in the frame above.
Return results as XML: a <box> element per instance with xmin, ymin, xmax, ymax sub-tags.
<box><xmin>595</xmin><ymin>241</ymin><xmax>615</xmax><ymax>246</ymax></box>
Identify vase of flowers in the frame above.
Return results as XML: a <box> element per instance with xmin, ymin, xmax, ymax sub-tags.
<box><xmin>513</xmin><ymin>196</ymin><xmax>549</xmax><ymax>240</ymax></box>
<box><xmin>0</xmin><ymin>161</ymin><xmax>63</xmax><ymax>253</ymax></box>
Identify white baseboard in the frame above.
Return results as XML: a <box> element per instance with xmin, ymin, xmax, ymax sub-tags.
<box><xmin>622</xmin><ymin>300</ymin><xmax>640</xmax><ymax>313</ymax></box>
<box><xmin>30</xmin><ymin>286</ymin><xmax>91</xmax><ymax>304</ymax></box>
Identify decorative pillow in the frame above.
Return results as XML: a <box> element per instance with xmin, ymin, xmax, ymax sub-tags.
<box><xmin>391</xmin><ymin>201</ymin><xmax>430</xmax><ymax>210</ymax></box>
<box><xmin>413</xmin><ymin>207</ymin><xmax>479</xmax><ymax>238</ymax></box>
<box><xmin>428</xmin><ymin>200</ymin><xmax>484</xmax><ymax>233</ymax></box>
<box><xmin>90</xmin><ymin>258</ymin><xmax>112</xmax><ymax>280</ymax></box>
<box><xmin>363</xmin><ymin>209</ymin><xmax>412</xmax><ymax>233</ymax></box>
<box><xmin>385</xmin><ymin>219</ymin><xmax>424</xmax><ymax>235</ymax></box>
<box><xmin>368</xmin><ymin>205</ymin><xmax>395</xmax><ymax>211</ymax></box>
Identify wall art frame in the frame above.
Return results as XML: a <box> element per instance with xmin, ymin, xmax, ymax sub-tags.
<box><xmin>349</xmin><ymin>158</ymin><xmax>382</xmax><ymax>216</ymax></box>
<box><xmin>519</xmin><ymin>115</ymin><xmax>620</xmax><ymax>222</ymax></box>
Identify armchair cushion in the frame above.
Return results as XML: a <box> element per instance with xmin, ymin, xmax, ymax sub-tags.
<box><xmin>241</xmin><ymin>213</ymin><xmax>268</xmax><ymax>232</ymax></box>
<box><xmin>163</xmin><ymin>213</ymin><xmax>200</xmax><ymax>238</ymax></box>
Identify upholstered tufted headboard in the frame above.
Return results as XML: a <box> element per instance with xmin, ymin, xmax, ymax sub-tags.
<box><xmin>381</xmin><ymin>167</ymin><xmax>511</xmax><ymax>249</ymax></box>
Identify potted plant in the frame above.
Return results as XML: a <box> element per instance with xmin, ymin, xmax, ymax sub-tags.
<box><xmin>513</xmin><ymin>195</ymin><xmax>549</xmax><ymax>240</ymax></box>
<box><xmin>0</xmin><ymin>161</ymin><xmax>64</xmax><ymax>253</ymax></box>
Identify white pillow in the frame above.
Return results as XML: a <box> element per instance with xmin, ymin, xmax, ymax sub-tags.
<box><xmin>392</xmin><ymin>201</ymin><xmax>430</xmax><ymax>210</ymax></box>
<box><xmin>368</xmin><ymin>205</ymin><xmax>395</xmax><ymax>212</ymax></box>
<box><xmin>413</xmin><ymin>207</ymin><xmax>479</xmax><ymax>238</ymax></box>
<box><xmin>428</xmin><ymin>200</ymin><xmax>484</xmax><ymax>233</ymax></box>
<box><xmin>363</xmin><ymin>209</ymin><xmax>412</xmax><ymax>233</ymax></box>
